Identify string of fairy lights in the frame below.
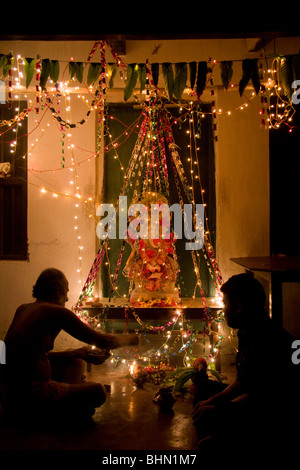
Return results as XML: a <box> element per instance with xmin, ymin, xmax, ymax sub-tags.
<box><xmin>1</xmin><ymin>41</ymin><xmax>298</xmax><ymax>377</ymax></box>
<box><xmin>72</xmin><ymin>97</ymin><xmax>223</xmax><ymax>372</ymax></box>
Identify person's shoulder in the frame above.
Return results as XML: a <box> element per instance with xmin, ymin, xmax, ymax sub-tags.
<box><xmin>15</xmin><ymin>303</ymin><xmax>30</xmax><ymax>313</ymax></box>
<box><xmin>28</xmin><ymin>303</ymin><xmax>76</xmax><ymax>330</ymax></box>
<box><xmin>21</xmin><ymin>302</ymin><xmax>70</xmax><ymax>321</ymax></box>
<box><xmin>35</xmin><ymin>302</ymin><xmax>71</xmax><ymax>315</ymax></box>
<box><xmin>12</xmin><ymin>302</ymin><xmax>36</xmax><ymax>319</ymax></box>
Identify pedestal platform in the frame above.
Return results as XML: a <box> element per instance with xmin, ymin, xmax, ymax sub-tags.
<box><xmin>80</xmin><ymin>297</ymin><xmax>224</xmax><ymax>371</ymax></box>
<box><xmin>81</xmin><ymin>297</ymin><xmax>223</xmax><ymax>332</ymax></box>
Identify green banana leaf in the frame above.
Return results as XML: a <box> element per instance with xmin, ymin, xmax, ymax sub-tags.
<box><xmin>75</xmin><ymin>62</ymin><xmax>84</xmax><ymax>83</ymax></box>
<box><xmin>208</xmin><ymin>368</ymin><xmax>223</xmax><ymax>382</ymax></box>
<box><xmin>174</xmin><ymin>370</ymin><xmax>195</xmax><ymax>391</ymax></box>
<box><xmin>151</xmin><ymin>63</ymin><xmax>159</xmax><ymax>87</ymax></box>
<box><xmin>173</xmin><ymin>367</ymin><xmax>223</xmax><ymax>392</ymax></box>
<box><xmin>1</xmin><ymin>54</ymin><xmax>14</xmax><ymax>78</ymax></box>
<box><xmin>162</xmin><ymin>62</ymin><xmax>174</xmax><ymax>100</ymax></box>
<box><xmin>196</xmin><ymin>61</ymin><xmax>207</xmax><ymax>97</ymax></box>
<box><xmin>239</xmin><ymin>59</ymin><xmax>252</xmax><ymax>96</ymax></box>
<box><xmin>69</xmin><ymin>61</ymin><xmax>76</xmax><ymax>80</ymax></box>
<box><xmin>0</xmin><ymin>54</ymin><xmax>7</xmax><ymax>71</ymax></box>
<box><xmin>87</xmin><ymin>62</ymin><xmax>102</xmax><ymax>86</ymax></box>
<box><xmin>49</xmin><ymin>60</ymin><xmax>60</xmax><ymax>84</ymax></box>
<box><xmin>279</xmin><ymin>56</ymin><xmax>293</xmax><ymax>100</ymax></box>
<box><xmin>174</xmin><ymin>62</ymin><xmax>187</xmax><ymax>103</ymax></box>
<box><xmin>138</xmin><ymin>63</ymin><xmax>147</xmax><ymax>93</ymax></box>
<box><xmin>39</xmin><ymin>59</ymin><xmax>50</xmax><ymax>90</ymax></box>
<box><xmin>107</xmin><ymin>62</ymin><xmax>117</xmax><ymax>89</ymax></box>
<box><xmin>250</xmin><ymin>58</ymin><xmax>261</xmax><ymax>94</ymax></box>
<box><xmin>220</xmin><ymin>61</ymin><xmax>233</xmax><ymax>90</ymax></box>
<box><xmin>189</xmin><ymin>61</ymin><xmax>197</xmax><ymax>90</ymax></box>
<box><xmin>124</xmin><ymin>63</ymin><xmax>139</xmax><ymax>101</ymax></box>
<box><xmin>24</xmin><ymin>57</ymin><xmax>36</xmax><ymax>88</ymax></box>
<box><xmin>68</xmin><ymin>61</ymin><xmax>84</xmax><ymax>83</ymax></box>
<box><xmin>165</xmin><ymin>367</ymin><xmax>191</xmax><ymax>381</ymax></box>
<box><xmin>239</xmin><ymin>59</ymin><xmax>261</xmax><ymax>96</ymax></box>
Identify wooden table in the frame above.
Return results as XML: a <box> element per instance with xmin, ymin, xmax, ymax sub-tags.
<box><xmin>231</xmin><ymin>256</ymin><xmax>300</xmax><ymax>327</ymax></box>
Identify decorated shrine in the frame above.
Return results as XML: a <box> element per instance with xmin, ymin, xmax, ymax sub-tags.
<box><xmin>0</xmin><ymin>30</ymin><xmax>300</xmax><ymax>454</ymax></box>
<box><xmin>0</xmin><ymin>38</ymin><xmax>299</xmax><ymax>374</ymax></box>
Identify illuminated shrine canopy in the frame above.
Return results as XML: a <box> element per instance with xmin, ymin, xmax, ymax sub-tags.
<box><xmin>74</xmin><ymin>93</ymin><xmax>223</xmax><ymax>314</ymax></box>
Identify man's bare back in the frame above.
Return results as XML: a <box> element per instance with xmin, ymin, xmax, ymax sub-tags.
<box><xmin>0</xmin><ymin>268</ymin><xmax>138</xmax><ymax>422</ymax></box>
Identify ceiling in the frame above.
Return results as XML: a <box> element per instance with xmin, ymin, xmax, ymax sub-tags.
<box><xmin>1</xmin><ymin>2</ymin><xmax>298</xmax><ymax>42</ymax></box>
<box><xmin>0</xmin><ymin>31</ymin><xmax>299</xmax><ymax>41</ymax></box>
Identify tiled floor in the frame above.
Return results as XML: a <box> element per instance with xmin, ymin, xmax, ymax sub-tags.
<box><xmin>0</xmin><ymin>347</ymin><xmax>237</xmax><ymax>452</ymax></box>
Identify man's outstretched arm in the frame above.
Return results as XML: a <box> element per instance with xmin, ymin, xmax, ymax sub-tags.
<box><xmin>52</xmin><ymin>305</ymin><xmax>138</xmax><ymax>350</ymax></box>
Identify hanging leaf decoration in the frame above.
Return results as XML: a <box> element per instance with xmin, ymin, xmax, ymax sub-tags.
<box><xmin>0</xmin><ymin>54</ymin><xmax>8</xmax><ymax>76</ymax></box>
<box><xmin>239</xmin><ymin>59</ymin><xmax>260</xmax><ymax>96</ymax></box>
<box><xmin>196</xmin><ymin>61</ymin><xmax>207</xmax><ymax>97</ymax></box>
<box><xmin>124</xmin><ymin>63</ymin><xmax>139</xmax><ymax>101</ymax></box>
<box><xmin>162</xmin><ymin>62</ymin><xmax>174</xmax><ymax>100</ymax></box>
<box><xmin>279</xmin><ymin>56</ymin><xmax>293</xmax><ymax>100</ymax></box>
<box><xmin>1</xmin><ymin>54</ymin><xmax>14</xmax><ymax>78</ymax></box>
<box><xmin>87</xmin><ymin>62</ymin><xmax>102</xmax><ymax>86</ymax></box>
<box><xmin>189</xmin><ymin>61</ymin><xmax>197</xmax><ymax>90</ymax></box>
<box><xmin>39</xmin><ymin>59</ymin><xmax>50</xmax><ymax>90</ymax></box>
<box><xmin>250</xmin><ymin>59</ymin><xmax>261</xmax><ymax>94</ymax></box>
<box><xmin>24</xmin><ymin>57</ymin><xmax>36</xmax><ymax>88</ymax></box>
<box><xmin>49</xmin><ymin>60</ymin><xmax>60</xmax><ymax>84</ymax></box>
<box><xmin>151</xmin><ymin>63</ymin><xmax>159</xmax><ymax>87</ymax></box>
<box><xmin>174</xmin><ymin>62</ymin><xmax>187</xmax><ymax>102</ymax></box>
<box><xmin>69</xmin><ymin>61</ymin><xmax>84</xmax><ymax>83</ymax></box>
<box><xmin>69</xmin><ymin>61</ymin><xmax>76</xmax><ymax>80</ymax></box>
<box><xmin>138</xmin><ymin>63</ymin><xmax>147</xmax><ymax>93</ymax></box>
<box><xmin>220</xmin><ymin>61</ymin><xmax>233</xmax><ymax>90</ymax></box>
<box><xmin>107</xmin><ymin>62</ymin><xmax>117</xmax><ymax>89</ymax></box>
<box><xmin>5</xmin><ymin>51</ymin><xmax>300</xmax><ymax>108</ymax></box>
<box><xmin>75</xmin><ymin>62</ymin><xmax>84</xmax><ymax>83</ymax></box>
<box><xmin>239</xmin><ymin>59</ymin><xmax>252</xmax><ymax>96</ymax></box>
<box><xmin>0</xmin><ymin>54</ymin><xmax>7</xmax><ymax>71</ymax></box>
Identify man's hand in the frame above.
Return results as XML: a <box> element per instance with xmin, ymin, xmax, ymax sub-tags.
<box><xmin>76</xmin><ymin>346</ymin><xmax>111</xmax><ymax>365</ymax></box>
<box><xmin>192</xmin><ymin>401</ymin><xmax>216</xmax><ymax>424</ymax></box>
<box><xmin>103</xmin><ymin>333</ymin><xmax>139</xmax><ymax>350</ymax></box>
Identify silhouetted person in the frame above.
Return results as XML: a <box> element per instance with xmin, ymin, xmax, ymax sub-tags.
<box><xmin>0</xmin><ymin>268</ymin><xmax>138</xmax><ymax>424</ymax></box>
<box><xmin>193</xmin><ymin>273</ymin><xmax>300</xmax><ymax>455</ymax></box>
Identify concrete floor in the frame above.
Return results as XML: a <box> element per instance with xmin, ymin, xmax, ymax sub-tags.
<box><xmin>0</xmin><ymin>347</ymin><xmax>237</xmax><ymax>452</ymax></box>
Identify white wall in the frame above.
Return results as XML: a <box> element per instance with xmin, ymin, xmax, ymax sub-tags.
<box><xmin>215</xmin><ymin>89</ymin><xmax>270</xmax><ymax>281</ymax></box>
<box><xmin>0</xmin><ymin>51</ymin><xmax>97</xmax><ymax>348</ymax></box>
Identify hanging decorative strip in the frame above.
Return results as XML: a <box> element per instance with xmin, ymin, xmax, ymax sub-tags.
<box><xmin>73</xmin><ymin>240</ymin><xmax>108</xmax><ymax>313</ymax></box>
<box><xmin>0</xmin><ymin>43</ymin><xmax>299</xmax><ymax>132</ymax></box>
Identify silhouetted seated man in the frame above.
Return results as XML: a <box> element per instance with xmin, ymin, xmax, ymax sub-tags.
<box><xmin>0</xmin><ymin>268</ymin><xmax>138</xmax><ymax>424</ymax></box>
<box><xmin>192</xmin><ymin>273</ymin><xmax>300</xmax><ymax>453</ymax></box>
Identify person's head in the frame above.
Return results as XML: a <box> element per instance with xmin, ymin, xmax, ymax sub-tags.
<box><xmin>220</xmin><ymin>273</ymin><xmax>266</xmax><ymax>329</ymax></box>
<box><xmin>32</xmin><ymin>268</ymin><xmax>69</xmax><ymax>306</ymax></box>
